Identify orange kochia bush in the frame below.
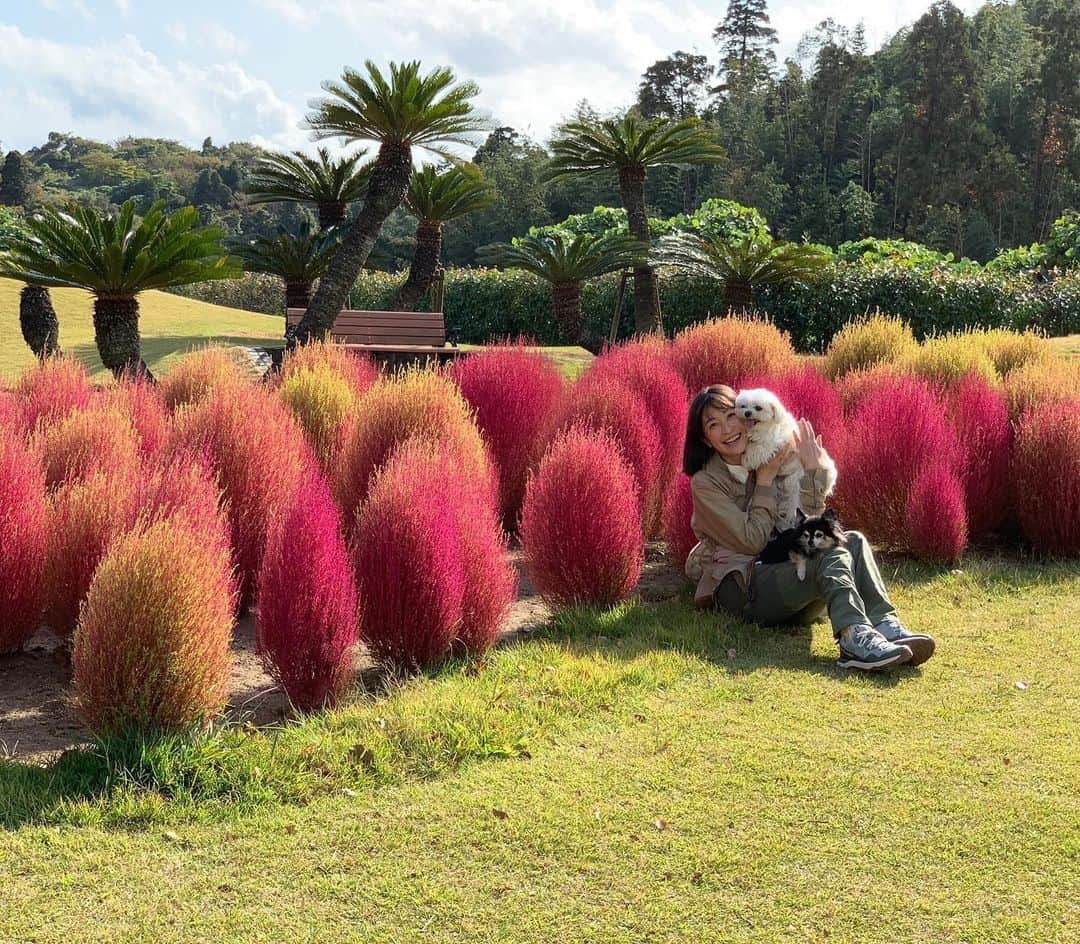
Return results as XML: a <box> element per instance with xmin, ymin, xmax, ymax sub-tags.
<box><xmin>73</xmin><ymin>515</ymin><xmax>236</xmax><ymax>733</ymax></box>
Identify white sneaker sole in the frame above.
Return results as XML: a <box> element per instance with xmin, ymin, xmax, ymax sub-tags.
<box><xmin>836</xmin><ymin>647</ymin><xmax>912</xmax><ymax>671</ymax></box>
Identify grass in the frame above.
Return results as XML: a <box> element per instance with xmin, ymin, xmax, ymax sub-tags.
<box><xmin>1049</xmin><ymin>334</ymin><xmax>1080</xmax><ymax>358</ymax></box>
<box><xmin>0</xmin><ymin>277</ymin><xmax>284</xmax><ymax>381</ymax></box>
<box><xmin>2</xmin><ymin>555</ymin><xmax>1077</xmax><ymax>942</ymax></box>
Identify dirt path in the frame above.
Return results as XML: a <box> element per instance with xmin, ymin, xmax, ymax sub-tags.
<box><xmin>0</xmin><ymin>546</ymin><xmax>684</xmax><ymax>766</ymax></box>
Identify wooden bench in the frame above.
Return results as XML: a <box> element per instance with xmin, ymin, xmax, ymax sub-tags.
<box><xmin>286</xmin><ymin>308</ymin><xmax>462</xmax><ymax>365</ymax></box>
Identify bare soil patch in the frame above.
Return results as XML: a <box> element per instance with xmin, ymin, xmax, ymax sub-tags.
<box><xmin>0</xmin><ymin>544</ymin><xmax>684</xmax><ymax>765</ymax></box>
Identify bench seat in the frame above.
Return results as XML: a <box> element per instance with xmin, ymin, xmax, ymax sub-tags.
<box><xmin>286</xmin><ymin>308</ymin><xmax>463</xmax><ymax>359</ymax></box>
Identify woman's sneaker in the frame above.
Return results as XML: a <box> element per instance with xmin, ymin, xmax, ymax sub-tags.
<box><xmin>836</xmin><ymin>625</ymin><xmax>912</xmax><ymax>671</ymax></box>
<box><xmin>874</xmin><ymin>618</ymin><xmax>936</xmax><ymax>666</ymax></box>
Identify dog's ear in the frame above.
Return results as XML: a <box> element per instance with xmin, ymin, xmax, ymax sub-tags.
<box><xmin>822</xmin><ymin>508</ymin><xmax>837</xmax><ymax>522</ymax></box>
<box><xmin>795</xmin><ymin>508</ymin><xmax>807</xmax><ymax>525</ymax></box>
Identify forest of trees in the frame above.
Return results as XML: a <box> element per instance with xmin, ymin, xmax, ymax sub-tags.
<box><xmin>0</xmin><ymin>0</ymin><xmax>1076</xmax><ymax>269</ymax></box>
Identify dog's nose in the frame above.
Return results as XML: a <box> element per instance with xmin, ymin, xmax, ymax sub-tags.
<box><xmin>743</xmin><ymin>410</ymin><xmax>753</xmax><ymax>418</ymax></box>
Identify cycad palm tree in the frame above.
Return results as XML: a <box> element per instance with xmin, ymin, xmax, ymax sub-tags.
<box><xmin>652</xmin><ymin>232</ymin><xmax>830</xmax><ymax>313</ymax></box>
<box><xmin>478</xmin><ymin>232</ymin><xmax>646</xmax><ymax>351</ymax></box>
<box><xmin>244</xmin><ymin>147</ymin><xmax>371</xmax><ymax>229</ymax></box>
<box><xmin>228</xmin><ymin>222</ymin><xmax>342</xmax><ymax>314</ymax></box>
<box><xmin>544</xmin><ymin>113</ymin><xmax>724</xmax><ymax>333</ymax></box>
<box><xmin>293</xmin><ymin>60</ymin><xmax>486</xmax><ymax>344</ymax></box>
<box><xmin>391</xmin><ymin>163</ymin><xmax>495</xmax><ymax>311</ymax></box>
<box><xmin>0</xmin><ymin>200</ymin><xmax>238</xmax><ymax>377</ymax></box>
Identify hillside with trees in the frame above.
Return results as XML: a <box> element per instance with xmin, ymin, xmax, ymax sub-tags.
<box><xmin>0</xmin><ymin>0</ymin><xmax>1076</xmax><ymax>271</ymax></box>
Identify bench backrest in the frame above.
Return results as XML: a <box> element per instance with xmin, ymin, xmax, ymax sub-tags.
<box><xmin>286</xmin><ymin>309</ymin><xmax>448</xmax><ymax>347</ymax></box>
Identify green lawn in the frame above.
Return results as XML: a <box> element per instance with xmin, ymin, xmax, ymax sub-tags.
<box><xmin>2</xmin><ymin>556</ymin><xmax>1077</xmax><ymax>942</ymax></box>
<box><xmin>0</xmin><ymin>277</ymin><xmax>284</xmax><ymax>382</ymax></box>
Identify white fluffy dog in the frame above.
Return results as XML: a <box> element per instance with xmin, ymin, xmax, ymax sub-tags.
<box><xmin>734</xmin><ymin>387</ymin><xmax>837</xmax><ymax>529</ymax></box>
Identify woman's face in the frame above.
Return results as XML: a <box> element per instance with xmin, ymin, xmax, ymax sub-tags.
<box><xmin>701</xmin><ymin>403</ymin><xmax>747</xmax><ymax>463</ymax></box>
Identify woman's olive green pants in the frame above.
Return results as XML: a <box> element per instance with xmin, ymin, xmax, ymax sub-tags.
<box><xmin>714</xmin><ymin>531</ymin><xmax>898</xmax><ymax>637</ymax></box>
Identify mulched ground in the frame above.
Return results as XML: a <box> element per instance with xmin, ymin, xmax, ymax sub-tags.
<box><xmin>0</xmin><ymin>545</ymin><xmax>685</xmax><ymax>766</ymax></box>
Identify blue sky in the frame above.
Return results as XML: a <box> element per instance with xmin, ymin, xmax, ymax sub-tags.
<box><xmin>1</xmin><ymin>0</ymin><xmax>985</xmax><ymax>155</ymax></box>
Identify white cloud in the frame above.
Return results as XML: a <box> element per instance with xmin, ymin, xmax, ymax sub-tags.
<box><xmin>0</xmin><ymin>25</ymin><xmax>304</xmax><ymax>151</ymax></box>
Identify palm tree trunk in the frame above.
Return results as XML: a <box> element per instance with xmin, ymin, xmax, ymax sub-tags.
<box><xmin>318</xmin><ymin>201</ymin><xmax>347</xmax><ymax>229</ymax></box>
<box><xmin>285</xmin><ymin>281</ymin><xmax>313</xmax><ymax>310</ymax></box>
<box><xmin>723</xmin><ymin>279</ymin><xmax>753</xmax><ymax>314</ymax></box>
<box><xmin>19</xmin><ymin>285</ymin><xmax>60</xmax><ymax>359</ymax></box>
<box><xmin>618</xmin><ymin>164</ymin><xmax>661</xmax><ymax>335</ymax></box>
<box><xmin>551</xmin><ymin>282</ymin><xmax>585</xmax><ymax>347</ymax></box>
<box><xmin>293</xmin><ymin>143</ymin><xmax>412</xmax><ymax>346</ymax></box>
<box><xmin>390</xmin><ymin>220</ymin><xmax>442</xmax><ymax>311</ymax></box>
<box><xmin>93</xmin><ymin>296</ymin><xmax>152</xmax><ymax>380</ymax></box>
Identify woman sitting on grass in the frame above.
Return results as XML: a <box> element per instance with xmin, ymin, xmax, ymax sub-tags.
<box><xmin>684</xmin><ymin>384</ymin><xmax>935</xmax><ymax>672</ymax></box>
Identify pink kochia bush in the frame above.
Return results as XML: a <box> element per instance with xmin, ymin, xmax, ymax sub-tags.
<box><xmin>15</xmin><ymin>356</ymin><xmax>94</xmax><ymax>434</ymax></box>
<box><xmin>351</xmin><ymin>441</ymin><xmax>515</xmax><ymax>669</ymax></box>
<box><xmin>73</xmin><ymin>516</ymin><xmax>236</xmax><ymax>733</ymax></box>
<box><xmin>582</xmin><ymin>341</ymin><xmax>688</xmax><ymax>492</ymax></box>
<box><xmin>170</xmin><ymin>385</ymin><xmax>314</xmax><ymax>608</ymax></box>
<box><xmin>158</xmin><ymin>345</ymin><xmax>251</xmax><ymax>412</ymax></box>
<box><xmin>831</xmin><ymin>376</ymin><xmax>958</xmax><ymax>543</ymax></box>
<box><xmin>945</xmin><ymin>376</ymin><xmax>1012</xmax><ymax>541</ymax></box>
<box><xmin>448</xmin><ymin>344</ymin><xmax>568</xmax><ymax>530</ymax></box>
<box><xmin>1011</xmin><ymin>399</ymin><xmax>1080</xmax><ymax>555</ymax></box>
<box><xmin>34</xmin><ymin>406</ymin><xmax>142</xmax><ymax>490</ymax></box>
<box><xmin>661</xmin><ymin>473</ymin><xmax>697</xmax><ymax>570</ymax></box>
<box><xmin>552</xmin><ymin>376</ymin><xmax>662</xmax><ymax>533</ymax></box>
<box><xmin>520</xmin><ymin>428</ymin><xmax>644</xmax><ymax>609</ymax></box>
<box><xmin>257</xmin><ymin>471</ymin><xmax>360</xmax><ymax>710</ymax></box>
<box><xmin>100</xmin><ymin>374</ymin><xmax>171</xmax><ymax>459</ymax></box>
<box><xmin>44</xmin><ymin>470</ymin><xmax>142</xmax><ymax>639</ymax></box>
<box><xmin>0</xmin><ymin>434</ymin><xmax>49</xmax><ymax>653</ymax></box>
<box><xmin>906</xmin><ymin>463</ymin><xmax>969</xmax><ymax>562</ymax></box>
<box><xmin>335</xmin><ymin>369</ymin><xmax>495</xmax><ymax>531</ymax></box>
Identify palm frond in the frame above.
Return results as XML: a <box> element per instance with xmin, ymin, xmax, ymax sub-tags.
<box><xmin>651</xmin><ymin>232</ymin><xmax>830</xmax><ymax>287</ymax></box>
<box><xmin>405</xmin><ymin>163</ymin><xmax>495</xmax><ymax>222</ymax></box>
<box><xmin>544</xmin><ymin>112</ymin><xmax>724</xmax><ymax>182</ymax></box>
<box><xmin>478</xmin><ymin>231</ymin><xmax>647</xmax><ymax>284</ymax></box>
<box><xmin>0</xmin><ymin>199</ymin><xmax>240</xmax><ymax>297</ymax></box>
<box><xmin>227</xmin><ymin>223</ymin><xmax>343</xmax><ymax>282</ymax></box>
<box><xmin>306</xmin><ymin>60</ymin><xmax>487</xmax><ymax>159</ymax></box>
<box><xmin>244</xmin><ymin>147</ymin><xmax>372</xmax><ymax>207</ymax></box>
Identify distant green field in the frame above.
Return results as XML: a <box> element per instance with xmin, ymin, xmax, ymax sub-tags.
<box><xmin>0</xmin><ymin>278</ymin><xmax>284</xmax><ymax>382</ymax></box>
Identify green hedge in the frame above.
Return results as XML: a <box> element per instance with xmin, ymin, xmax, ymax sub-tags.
<box><xmin>350</xmin><ymin>265</ymin><xmax>1080</xmax><ymax>352</ymax></box>
<box><xmin>171</xmin><ymin>264</ymin><xmax>1080</xmax><ymax>352</ymax></box>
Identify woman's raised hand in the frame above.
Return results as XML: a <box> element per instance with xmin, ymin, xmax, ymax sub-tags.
<box><xmin>793</xmin><ymin>418</ymin><xmax>827</xmax><ymax>471</ymax></box>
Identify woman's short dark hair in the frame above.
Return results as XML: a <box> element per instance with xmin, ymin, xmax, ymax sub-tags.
<box><xmin>682</xmin><ymin>384</ymin><xmax>737</xmax><ymax>476</ymax></box>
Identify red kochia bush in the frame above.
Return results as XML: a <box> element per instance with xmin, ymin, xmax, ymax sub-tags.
<box><xmin>581</xmin><ymin>341</ymin><xmax>688</xmax><ymax>492</ymax></box>
<box><xmin>945</xmin><ymin>376</ymin><xmax>1012</xmax><ymax>541</ymax></box>
<box><xmin>35</xmin><ymin>407</ymin><xmax>141</xmax><ymax>489</ymax></box>
<box><xmin>831</xmin><ymin>376</ymin><xmax>958</xmax><ymax>544</ymax></box>
<box><xmin>0</xmin><ymin>434</ymin><xmax>48</xmax><ymax>653</ymax></box>
<box><xmin>520</xmin><ymin>428</ymin><xmax>644</xmax><ymax>609</ymax></box>
<box><xmin>1011</xmin><ymin>399</ymin><xmax>1080</xmax><ymax>555</ymax></box>
<box><xmin>551</xmin><ymin>376</ymin><xmax>662</xmax><ymax>533</ymax></box>
<box><xmin>100</xmin><ymin>374</ymin><xmax>170</xmax><ymax>459</ymax></box>
<box><xmin>448</xmin><ymin>344</ymin><xmax>568</xmax><ymax>530</ymax></box>
<box><xmin>15</xmin><ymin>356</ymin><xmax>94</xmax><ymax>434</ymax></box>
<box><xmin>671</xmin><ymin>317</ymin><xmax>797</xmax><ymax>395</ymax></box>
<box><xmin>336</xmin><ymin>369</ymin><xmax>495</xmax><ymax>530</ymax></box>
<box><xmin>257</xmin><ymin>471</ymin><xmax>360</xmax><ymax>710</ymax></box>
<box><xmin>742</xmin><ymin>363</ymin><xmax>845</xmax><ymax>454</ymax></box>
<box><xmin>906</xmin><ymin>463</ymin><xmax>969</xmax><ymax>562</ymax></box>
<box><xmin>73</xmin><ymin>517</ymin><xmax>235</xmax><ymax>733</ymax></box>
<box><xmin>170</xmin><ymin>385</ymin><xmax>314</xmax><ymax>608</ymax></box>
<box><xmin>44</xmin><ymin>470</ymin><xmax>142</xmax><ymax>639</ymax></box>
<box><xmin>661</xmin><ymin>473</ymin><xmax>697</xmax><ymax>570</ymax></box>
<box><xmin>351</xmin><ymin>448</ymin><xmax>467</xmax><ymax>670</ymax></box>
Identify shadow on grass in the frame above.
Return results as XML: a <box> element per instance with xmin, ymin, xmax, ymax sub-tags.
<box><xmin>65</xmin><ymin>335</ymin><xmax>282</xmax><ymax>374</ymax></box>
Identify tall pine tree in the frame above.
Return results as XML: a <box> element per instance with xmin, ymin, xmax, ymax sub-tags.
<box><xmin>0</xmin><ymin>151</ymin><xmax>31</xmax><ymax>207</ymax></box>
<box><xmin>713</xmin><ymin>0</ymin><xmax>779</xmax><ymax>72</ymax></box>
